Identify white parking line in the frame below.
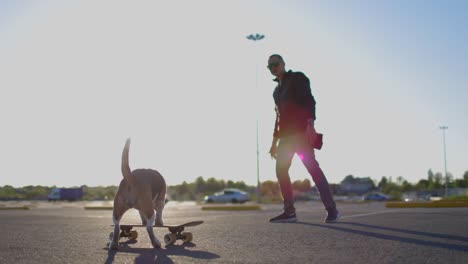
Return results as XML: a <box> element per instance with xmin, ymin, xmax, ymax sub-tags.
<box><xmin>340</xmin><ymin>210</ymin><xmax>402</xmax><ymax>219</ymax></box>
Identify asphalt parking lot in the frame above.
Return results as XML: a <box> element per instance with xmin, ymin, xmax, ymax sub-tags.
<box><xmin>0</xmin><ymin>201</ymin><xmax>467</xmax><ymax>263</ymax></box>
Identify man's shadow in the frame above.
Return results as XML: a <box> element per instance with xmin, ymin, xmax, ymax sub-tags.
<box><xmin>294</xmin><ymin>221</ymin><xmax>468</xmax><ymax>252</ymax></box>
<box><xmin>104</xmin><ymin>240</ymin><xmax>220</xmax><ymax>264</ymax></box>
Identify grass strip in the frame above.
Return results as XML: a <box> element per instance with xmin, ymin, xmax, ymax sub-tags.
<box><xmin>386</xmin><ymin>200</ymin><xmax>468</xmax><ymax>208</ymax></box>
<box><xmin>0</xmin><ymin>206</ymin><xmax>30</xmax><ymax>210</ymax></box>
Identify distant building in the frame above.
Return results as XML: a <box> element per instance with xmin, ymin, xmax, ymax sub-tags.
<box><xmin>339</xmin><ymin>176</ymin><xmax>374</xmax><ymax>195</ymax></box>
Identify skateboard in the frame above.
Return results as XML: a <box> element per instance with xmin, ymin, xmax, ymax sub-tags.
<box><xmin>109</xmin><ymin>220</ymin><xmax>204</xmax><ymax>245</ymax></box>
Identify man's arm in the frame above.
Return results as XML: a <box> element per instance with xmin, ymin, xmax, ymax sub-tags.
<box><xmin>294</xmin><ymin>72</ymin><xmax>316</xmax><ymax>120</ymax></box>
<box><xmin>294</xmin><ymin>72</ymin><xmax>318</xmax><ymax>145</ymax></box>
<box><xmin>270</xmin><ymin>106</ymin><xmax>280</xmax><ymax>159</ymax></box>
<box><xmin>273</xmin><ymin>105</ymin><xmax>279</xmax><ymax>138</ymax></box>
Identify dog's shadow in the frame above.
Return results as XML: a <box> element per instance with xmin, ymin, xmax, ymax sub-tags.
<box><xmin>104</xmin><ymin>240</ymin><xmax>220</xmax><ymax>264</ymax></box>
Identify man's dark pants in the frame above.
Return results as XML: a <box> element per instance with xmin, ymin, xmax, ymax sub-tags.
<box><xmin>276</xmin><ymin>133</ymin><xmax>336</xmax><ymax>213</ymax></box>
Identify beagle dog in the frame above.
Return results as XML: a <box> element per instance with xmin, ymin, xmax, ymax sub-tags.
<box><xmin>109</xmin><ymin>138</ymin><xmax>167</xmax><ymax>250</ymax></box>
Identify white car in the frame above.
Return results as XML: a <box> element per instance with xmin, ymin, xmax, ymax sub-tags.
<box><xmin>204</xmin><ymin>189</ymin><xmax>250</xmax><ymax>203</ymax></box>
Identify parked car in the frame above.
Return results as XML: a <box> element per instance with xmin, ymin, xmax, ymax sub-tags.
<box><xmin>204</xmin><ymin>189</ymin><xmax>250</xmax><ymax>203</ymax></box>
<box><xmin>48</xmin><ymin>187</ymin><xmax>83</xmax><ymax>201</ymax></box>
<box><xmin>362</xmin><ymin>193</ymin><xmax>389</xmax><ymax>201</ymax></box>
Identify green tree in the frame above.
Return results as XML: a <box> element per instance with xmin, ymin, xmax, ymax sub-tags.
<box><xmin>0</xmin><ymin>185</ymin><xmax>18</xmax><ymax>199</ymax></box>
<box><xmin>205</xmin><ymin>177</ymin><xmax>225</xmax><ymax>193</ymax></box>
<box><xmin>292</xmin><ymin>179</ymin><xmax>312</xmax><ymax>193</ymax></box>
<box><xmin>365</xmin><ymin>177</ymin><xmax>376</xmax><ymax>189</ymax></box>
<box><xmin>401</xmin><ymin>180</ymin><xmax>413</xmax><ymax>192</ymax></box>
<box><xmin>396</xmin><ymin>176</ymin><xmax>404</xmax><ymax>186</ymax></box>
<box><xmin>446</xmin><ymin>172</ymin><xmax>454</xmax><ymax>186</ymax></box>
<box><xmin>428</xmin><ymin>169</ymin><xmax>434</xmax><ymax>183</ymax></box>
<box><xmin>226</xmin><ymin>180</ymin><xmax>248</xmax><ymax>191</ymax></box>
<box><xmin>416</xmin><ymin>179</ymin><xmax>429</xmax><ymax>190</ymax></box>
<box><xmin>381</xmin><ymin>182</ymin><xmax>402</xmax><ymax>200</ymax></box>
<box><xmin>195</xmin><ymin>176</ymin><xmax>206</xmax><ymax>193</ymax></box>
<box><xmin>433</xmin><ymin>172</ymin><xmax>443</xmax><ymax>189</ymax></box>
<box><xmin>454</xmin><ymin>179</ymin><xmax>467</xmax><ymax>188</ymax></box>
<box><xmin>260</xmin><ymin>181</ymin><xmax>281</xmax><ymax>202</ymax></box>
<box><xmin>22</xmin><ymin>185</ymin><xmax>50</xmax><ymax>200</ymax></box>
<box><xmin>378</xmin><ymin>176</ymin><xmax>388</xmax><ymax>190</ymax></box>
<box><xmin>171</xmin><ymin>181</ymin><xmax>196</xmax><ymax>201</ymax></box>
<box><xmin>463</xmin><ymin>170</ymin><xmax>468</xmax><ymax>187</ymax></box>
<box><xmin>343</xmin><ymin>175</ymin><xmax>354</xmax><ymax>182</ymax></box>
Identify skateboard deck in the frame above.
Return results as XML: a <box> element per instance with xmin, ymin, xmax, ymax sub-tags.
<box><xmin>110</xmin><ymin>220</ymin><xmax>203</xmax><ymax>245</ymax></box>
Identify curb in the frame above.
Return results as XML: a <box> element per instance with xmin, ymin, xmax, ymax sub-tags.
<box><xmin>386</xmin><ymin>200</ymin><xmax>468</xmax><ymax>208</ymax></box>
<box><xmin>0</xmin><ymin>206</ymin><xmax>30</xmax><ymax>210</ymax></box>
<box><xmin>201</xmin><ymin>205</ymin><xmax>261</xmax><ymax>211</ymax></box>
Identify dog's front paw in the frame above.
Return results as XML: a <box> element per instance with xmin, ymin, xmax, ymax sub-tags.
<box><xmin>151</xmin><ymin>239</ymin><xmax>162</xmax><ymax>249</ymax></box>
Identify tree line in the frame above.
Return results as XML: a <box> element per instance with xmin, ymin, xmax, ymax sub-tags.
<box><xmin>0</xmin><ymin>176</ymin><xmax>311</xmax><ymax>202</ymax></box>
<box><xmin>0</xmin><ymin>185</ymin><xmax>118</xmax><ymax>201</ymax></box>
<box><xmin>1</xmin><ymin>170</ymin><xmax>466</xmax><ymax>201</ymax></box>
<box><xmin>375</xmin><ymin>169</ymin><xmax>468</xmax><ymax>199</ymax></box>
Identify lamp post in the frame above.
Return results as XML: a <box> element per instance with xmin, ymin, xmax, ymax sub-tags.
<box><xmin>246</xmin><ymin>33</ymin><xmax>265</xmax><ymax>203</ymax></box>
<box><xmin>439</xmin><ymin>126</ymin><xmax>448</xmax><ymax>197</ymax></box>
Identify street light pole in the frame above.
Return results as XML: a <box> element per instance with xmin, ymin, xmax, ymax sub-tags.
<box><xmin>439</xmin><ymin>126</ymin><xmax>448</xmax><ymax>197</ymax></box>
<box><xmin>246</xmin><ymin>33</ymin><xmax>265</xmax><ymax>203</ymax></box>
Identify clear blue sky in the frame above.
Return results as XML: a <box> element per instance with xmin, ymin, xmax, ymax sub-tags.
<box><xmin>0</xmin><ymin>0</ymin><xmax>467</xmax><ymax>187</ymax></box>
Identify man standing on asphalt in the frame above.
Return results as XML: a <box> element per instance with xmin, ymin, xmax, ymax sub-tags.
<box><xmin>267</xmin><ymin>54</ymin><xmax>339</xmax><ymax>223</ymax></box>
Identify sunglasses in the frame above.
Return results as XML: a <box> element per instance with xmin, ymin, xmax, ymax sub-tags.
<box><xmin>267</xmin><ymin>61</ymin><xmax>281</xmax><ymax>69</ymax></box>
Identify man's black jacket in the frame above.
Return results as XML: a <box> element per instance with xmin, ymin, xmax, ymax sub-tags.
<box><xmin>272</xmin><ymin>70</ymin><xmax>316</xmax><ymax>138</ymax></box>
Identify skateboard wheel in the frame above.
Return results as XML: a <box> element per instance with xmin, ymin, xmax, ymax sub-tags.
<box><xmin>164</xmin><ymin>233</ymin><xmax>177</xmax><ymax>245</ymax></box>
<box><xmin>181</xmin><ymin>232</ymin><xmax>193</xmax><ymax>243</ymax></box>
<box><xmin>129</xmin><ymin>230</ymin><xmax>138</xmax><ymax>240</ymax></box>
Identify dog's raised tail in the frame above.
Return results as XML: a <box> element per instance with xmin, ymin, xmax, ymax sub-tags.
<box><xmin>121</xmin><ymin>138</ymin><xmax>132</xmax><ymax>182</ymax></box>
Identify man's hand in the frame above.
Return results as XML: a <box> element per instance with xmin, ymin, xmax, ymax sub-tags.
<box><xmin>306</xmin><ymin>119</ymin><xmax>317</xmax><ymax>146</ymax></box>
<box><xmin>269</xmin><ymin>144</ymin><xmax>277</xmax><ymax>160</ymax></box>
